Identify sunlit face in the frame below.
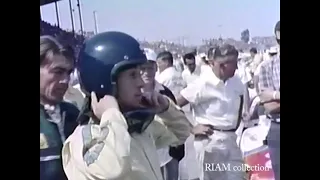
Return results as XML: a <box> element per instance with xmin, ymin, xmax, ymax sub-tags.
<box><xmin>156</xmin><ymin>57</ymin><xmax>168</xmax><ymax>72</ymax></box>
<box><xmin>140</xmin><ymin>61</ymin><xmax>157</xmax><ymax>84</ymax></box>
<box><xmin>210</xmin><ymin>55</ymin><xmax>238</xmax><ymax>80</ymax></box>
<box><xmin>40</xmin><ymin>54</ymin><xmax>74</xmax><ymax>104</ymax></box>
<box><xmin>185</xmin><ymin>58</ymin><xmax>196</xmax><ymax>73</ymax></box>
<box><xmin>117</xmin><ymin>67</ymin><xmax>145</xmax><ymax>110</ymax></box>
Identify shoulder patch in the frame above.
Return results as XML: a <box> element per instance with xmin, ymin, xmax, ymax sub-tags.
<box><xmin>40</xmin><ymin>133</ymin><xmax>49</xmax><ymax>149</ymax></box>
<box><xmin>82</xmin><ymin>124</ymin><xmax>108</xmax><ymax>166</ymax></box>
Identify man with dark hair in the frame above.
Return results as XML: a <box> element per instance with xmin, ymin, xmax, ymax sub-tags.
<box><xmin>177</xmin><ymin>44</ymin><xmax>248</xmax><ymax>180</ymax></box>
<box><xmin>258</xmin><ymin>21</ymin><xmax>280</xmax><ymax>180</ymax></box>
<box><xmin>249</xmin><ymin>48</ymin><xmax>258</xmax><ymax>57</ymax></box>
<box><xmin>40</xmin><ymin>36</ymin><xmax>79</xmax><ymax>180</ymax></box>
<box><xmin>156</xmin><ymin>51</ymin><xmax>186</xmax><ymax>98</ymax></box>
<box><xmin>157</xmin><ymin>51</ymin><xmax>174</xmax><ymax>72</ymax></box>
<box><xmin>182</xmin><ymin>53</ymin><xmax>201</xmax><ymax>85</ymax></box>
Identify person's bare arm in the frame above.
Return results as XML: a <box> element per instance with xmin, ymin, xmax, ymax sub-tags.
<box><xmin>264</xmin><ymin>101</ymin><xmax>280</xmax><ymax>114</ymax></box>
<box><xmin>243</xmin><ymin>85</ymin><xmax>250</xmax><ymax>116</ymax></box>
<box><xmin>253</xmin><ymin>75</ymin><xmax>260</xmax><ymax>94</ymax></box>
<box><xmin>176</xmin><ymin>95</ymin><xmax>189</xmax><ymax>107</ymax></box>
<box><xmin>259</xmin><ymin>90</ymin><xmax>280</xmax><ymax>103</ymax></box>
<box><xmin>177</xmin><ymin>80</ymin><xmax>203</xmax><ymax>107</ymax></box>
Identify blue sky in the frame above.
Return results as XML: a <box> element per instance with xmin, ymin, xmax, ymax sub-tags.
<box><xmin>40</xmin><ymin>0</ymin><xmax>280</xmax><ymax>45</ymax></box>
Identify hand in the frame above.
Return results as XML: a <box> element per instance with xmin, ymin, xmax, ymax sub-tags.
<box><xmin>191</xmin><ymin>124</ymin><xmax>214</xmax><ymax>136</ymax></box>
<box><xmin>91</xmin><ymin>92</ymin><xmax>119</xmax><ymax>120</ymax></box>
<box><xmin>259</xmin><ymin>89</ymin><xmax>275</xmax><ymax>103</ymax></box>
<box><xmin>264</xmin><ymin>101</ymin><xmax>280</xmax><ymax>114</ymax></box>
<box><xmin>141</xmin><ymin>91</ymin><xmax>169</xmax><ymax>113</ymax></box>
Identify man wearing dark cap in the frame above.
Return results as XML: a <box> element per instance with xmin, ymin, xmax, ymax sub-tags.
<box><xmin>258</xmin><ymin>21</ymin><xmax>280</xmax><ymax>180</ymax></box>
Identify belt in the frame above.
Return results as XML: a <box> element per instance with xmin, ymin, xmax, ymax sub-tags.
<box><xmin>195</xmin><ymin>95</ymin><xmax>243</xmax><ymax>138</ymax></box>
<box><xmin>194</xmin><ymin>126</ymin><xmax>238</xmax><ymax>141</ymax></box>
<box><xmin>212</xmin><ymin>127</ymin><xmax>237</xmax><ymax>132</ymax></box>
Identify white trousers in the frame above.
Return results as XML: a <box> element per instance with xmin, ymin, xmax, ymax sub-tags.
<box><xmin>194</xmin><ymin>131</ymin><xmax>246</xmax><ymax>180</ymax></box>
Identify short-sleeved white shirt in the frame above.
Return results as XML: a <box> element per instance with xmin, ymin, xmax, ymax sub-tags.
<box><xmin>180</xmin><ymin>70</ymin><xmax>245</xmax><ymax>130</ymax></box>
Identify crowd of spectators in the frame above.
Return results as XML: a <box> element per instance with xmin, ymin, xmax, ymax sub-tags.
<box><xmin>40</xmin><ymin>20</ymin><xmax>84</xmax><ymax>55</ymax></box>
<box><xmin>40</xmin><ymin>20</ymin><xmax>277</xmax><ymax>58</ymax></box>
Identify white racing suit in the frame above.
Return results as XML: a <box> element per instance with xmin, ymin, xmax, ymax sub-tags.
<box><xmin>62</xmin><ymin>99</ymin><xmax>191</xmax><ymax>180</ymax></box>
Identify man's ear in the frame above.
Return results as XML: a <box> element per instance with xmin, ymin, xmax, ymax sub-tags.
<box><xmin>207</xmin><ymin>59</ymin><xmax>214</xmax><ymax>66</ymax></box>
<box><xmin>154</xmin><ymin>62</ymin><xmax>158</xmax><ymax>70</ymax></box>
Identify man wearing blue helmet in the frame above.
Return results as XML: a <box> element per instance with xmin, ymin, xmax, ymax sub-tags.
<box><xmin>62</xmin><ymin>31</ymin><xmax>191</xmax><ymax>180</ymax></box>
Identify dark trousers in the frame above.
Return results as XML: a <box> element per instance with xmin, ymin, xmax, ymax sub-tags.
<box><xmin>160</xmin><ymin>159</ymin><xmax>179</xmax><ymax>180</ymax></box>
<box><xmin>267</xmin><ymin>122</ymin><xmax>280</xmax><ymax>180</ymax></box>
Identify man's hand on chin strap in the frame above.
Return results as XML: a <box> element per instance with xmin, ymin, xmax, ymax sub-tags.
<box><xmin>141</xmin><ymin>91</ymin><xmax>169</xmax><ymax>113</ymax></box>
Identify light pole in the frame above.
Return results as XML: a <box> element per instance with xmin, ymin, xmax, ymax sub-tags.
<box><xmin>93</xmin><ymin>11</ymin><xmax>99</xmax><ymax>34</ymax></box>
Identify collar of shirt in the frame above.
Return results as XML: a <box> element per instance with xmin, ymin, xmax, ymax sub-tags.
<box><xmin>204</xmin><ymin>68</ymin><xmax>241</xmax><ymax>88</ymax></box>
<box><xmin>183</xmin><ymin>65</ymin><xmax>201</xmax><ymax>76</ymax></box>
<box><xmin>43</xmin><ymin>104</ymin><xmax>58</xmax><ymax>113</ymax></box>
<box><xmin>157</xmin><ymin>66</ymin><xmax>175</xmax><ymax>75</ymax></box>
<box><xmin>155</xmin><ymin>66</ymin><xmax>177</xmax><ymax>83</ymax></box>
<box><xmin>203</xmin><ymin>69</ymin><xmax>223</xmax><ymax>86</ymax></box>
<box><xmin>43</xmin><ymin>104</ymin><xmax>62</xmax><ymax>122</ymax></box>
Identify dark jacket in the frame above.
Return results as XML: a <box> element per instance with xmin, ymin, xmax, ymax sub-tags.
<box><xmin>40</xmin><ymin>102</ymin><xmax>79</xmax><ymax>180</ymax></box>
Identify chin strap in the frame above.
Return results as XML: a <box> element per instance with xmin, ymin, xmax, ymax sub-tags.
<box><xmin>76</xmin><ymin>95</ymin><xmax>93</xmax><ymax>125</ymax></box>
<box><xmin>77</xmin><ymin>94</ymin><xmax>156</xmax><ymax>134</ymax></box>
<box><xmin>124</xmin><ymin>108</ymin><xmax>156</xmax><ymax>134</ymax></box>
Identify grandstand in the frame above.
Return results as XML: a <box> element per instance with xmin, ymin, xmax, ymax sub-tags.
<box><xmin>40</xmin><ymin>0</ymin><xmax>83</xmax><ymax>55</ymax></box>
<box><xmin>40</xmin><ymin>0</ymin><xmax>61</xmax><ymax>6</ymax></box>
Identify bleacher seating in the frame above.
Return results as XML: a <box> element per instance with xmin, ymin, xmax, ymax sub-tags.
<box><xmin>40</xmin><ymin>20</ymin><xmax>83</xmax><ymax>55</ymax></box>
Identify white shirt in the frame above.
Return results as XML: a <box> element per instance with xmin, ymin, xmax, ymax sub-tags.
<box><xmin>254</xmin><ymin>62</ymin><xmax>264</xmax><ymax>76</ymax></box>
<box><xmin>173</xmin><ymin>59</ymin><xmax>184</xmax><ymax>73</ymax></box>
<box><xmin>180</xmin><ymin>70</ymin><xmax>245</xmax><ymax>130</ymax></box>
<box><xmin>156</xmin><ymin>67</ymin><xmax>186</xmax><ymax>98</ymax></box>
<box><xmin>181</xmin><ymin>66</ymin><xmax>201</xmax><ymax>85</ymax></box>
<box><xmin>195</xmin><ymin>55</ymin><xmax>204</xmax><ymax>66</ymax></box>
<box><xmin>249</xmin><ymin>54</ymin><xmax>263</xmax><ymax>73</ymax></box>
<box><xmin>199</xmin><ymin>65</ymin><xmax>212</xmax><ymax>77</ymax></box>
<box><xmin>236</xmin><ymin>62</ymin><xmax>252</xmax><ymax>84</ymax></box>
